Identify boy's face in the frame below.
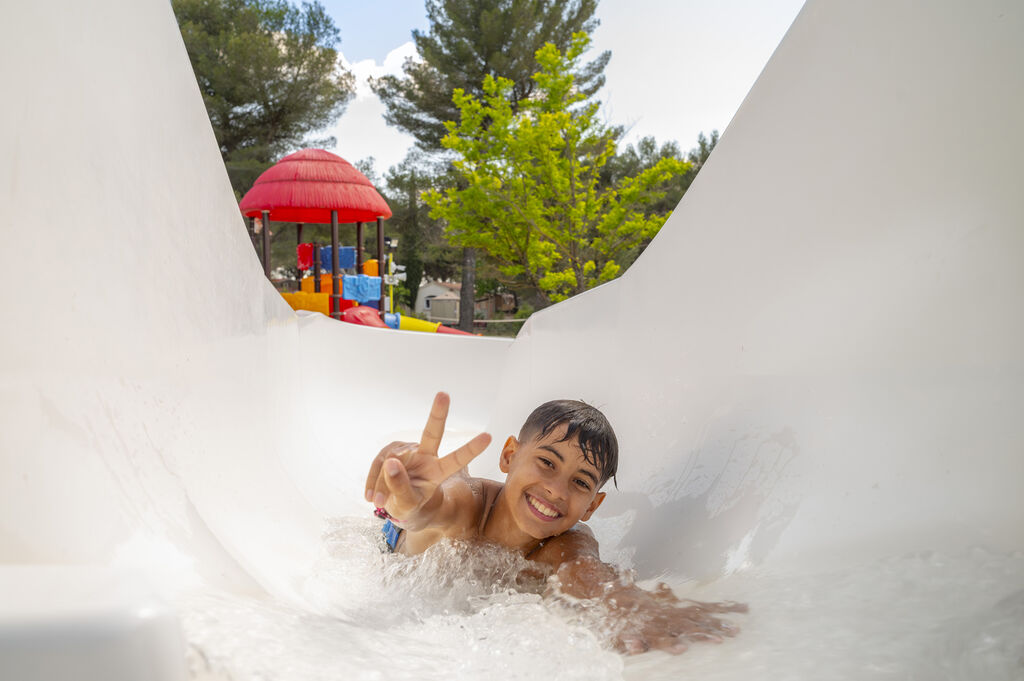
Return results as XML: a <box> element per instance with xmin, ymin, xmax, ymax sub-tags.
<box><xmin>499</xmin><ymin>423</ymin><xmax>606</xmax><ymax>540</ymax></box>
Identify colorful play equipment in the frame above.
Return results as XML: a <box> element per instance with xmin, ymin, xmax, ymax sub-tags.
<box><xmin>238</xmin><ymin>149</ymin><xmax>459</xmax><ymax>335</ymax></box>
<box><xmin>239</xmin><ymin>149</ymin><xmax>392</xmax><ymax>319</ymax></box>
<box><xmin>339</xmin><ymin>306</ymin><xmax>474</xmax><ymax>335</ymax></box>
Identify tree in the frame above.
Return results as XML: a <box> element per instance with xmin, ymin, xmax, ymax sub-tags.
<box><xmin>600</xmin><ymin>130</ymin><xmax>719</xmax><ymax>267</ymax></box>
<box><xmin>380</xmin><ymin>153</ymin><xmax>462</xmax><ymax>309</ymax></box>
<box><xmin>606</xmin><ymin>131</ymin><xmax>718</xmax><ymax>211</ymax></box>
<box><xmin>424</xmin><ymin>34</ymin><xmax>690</xmax><ymax>305</ymax></box>
<box><xmin>371</xmin><ymin>0</ymin><xmax>610</xmax><ymax>329</ymax></box>
<box><xmin>173</xmin><ymin>0</ymin><xmax>355</xmax><ymax>196</ymax></box>
<box><xmin>370</xmin><ymin>0</ymin><xmax>610</xmax><ymax>152</ymax></box>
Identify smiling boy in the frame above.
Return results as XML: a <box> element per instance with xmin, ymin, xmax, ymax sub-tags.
<box><xmin>365</xmin><ymin>392</ymin><xmax>744</xmax><ymax>654</ymax></box>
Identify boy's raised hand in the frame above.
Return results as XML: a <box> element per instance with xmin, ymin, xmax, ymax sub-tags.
<box><xmin>365</xmin><ymin>392</ymin><xmax>491</xmax><ymax>525</ymax></box>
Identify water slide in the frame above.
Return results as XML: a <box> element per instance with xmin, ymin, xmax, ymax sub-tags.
<box><xmin>1</xmin><ymin>0</ymin><xmax>1022</xmax><ymax>679</ymax></box>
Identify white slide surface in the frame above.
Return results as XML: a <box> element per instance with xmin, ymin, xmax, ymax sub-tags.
<box><xmin>1</xmin><ymin>1</ymin><xmax>1022</xmax><ymax>679</ymax></box>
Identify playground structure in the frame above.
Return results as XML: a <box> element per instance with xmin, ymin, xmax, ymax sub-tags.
<box><xmin>283</xmin><ymin>244</ymin><xmax>472</xmax><ymax>334</ymax></box>
<box><xmin>1</xmin><ymin>0</ymin><xmax>1023</xmax><ymax>679</ymax></box>
<box><xmin>241</xmin><ymin>149</ymin><xmax>470</xmax><ymax>334</ymax></box>
<box><xmin>239</xmin><ymin>148</ymin><xmax>391</xmax><ymax>319</ymax></box>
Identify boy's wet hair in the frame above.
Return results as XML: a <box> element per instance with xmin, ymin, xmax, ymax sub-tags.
<box><xmin>519</xmin><ymin>400</ymin><xmax>618</xmax><ymax>488</ymax></box>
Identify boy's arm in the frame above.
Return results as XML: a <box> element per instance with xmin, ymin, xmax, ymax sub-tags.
<box><xmin>533</xmin><ymin>526</ymin><xmax>746</xmax><ymax>655</ymax></box>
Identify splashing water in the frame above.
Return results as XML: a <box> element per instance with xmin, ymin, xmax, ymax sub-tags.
<box><xmin>178</xmin><ymin>518</ymin><xmax>1022</xmax><ymax>681</ymax></box>
<box><xmin>180</xmin><ymin>518</ymin><xmax>627</xmax><ymax>681</ymax></box>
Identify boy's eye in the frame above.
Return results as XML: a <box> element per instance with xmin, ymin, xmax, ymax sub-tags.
<box><xmin>575</xmin><ymin>479</ymin><xmax>591</xmax><ymax>490</ymax></box>
<box><xmin>538</xmin><ymin>457</ymin><xmax>554</xmax><ymax>468</ymax></box>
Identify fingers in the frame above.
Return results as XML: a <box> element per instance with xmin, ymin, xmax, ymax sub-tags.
<box><xmin>619</xmin><ymin>637</ymin><xmax>648</xmax><ymax>655</ymax></box>
<box><xmin>651</xmin><ymin>635</ymin><xmax>688</xmax><ymax>654</ymax></box>
<box><xmin>418</xmin><ymin>392</ymin><xmax>450</xmax><ymax>456</ymax></box>
<box><xmin>652</xmin><ymin>582</ymin><xmax>680</xmax><ymax>604</ymax></box>
<box><xmin>366</xmin><ymin>394</ymin><xmax>487</xmax><ymax>509</ymax></box>
<box><xmin>667</xmin><ymin>638</ymin><xmax>690</xmax><ymax>655</ymax></box>
<box><xmin>365</xmin><ymin>454</ymin><xmax>386</xmax><ymax>502</ymax></box>
<box><xmin>381</xmin><ymin>458</ymin><xmax>416</xmax><ymax>516</ymax></box>
<box><xmin>366</xmin><ymin>444</ymin><xmax>413</xmax><ymax>501</ymax></box>
<box><xmin>437</xmin><ymin>432</ymin><xmax>492</xmax><ymax>480</ymax></box>
<box><xmin>367</xmin><ymin>442</ymin><xmax>416</xmax><ymax>506</ymax></box>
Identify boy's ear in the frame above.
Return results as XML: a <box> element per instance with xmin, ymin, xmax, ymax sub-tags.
<box><xmin>580</xmin><ymin>491</ymin><xmax>606</xmax><ymax>522</ymax></box>
<box><xmin>499</xmin><ymin>436</ymin><xmax>518</xmax><ymax>473</ymax></box>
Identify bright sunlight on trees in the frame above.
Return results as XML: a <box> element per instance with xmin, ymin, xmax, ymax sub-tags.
<box><xmin>424</xmin><ymin>34</ymin><xmax>689</xmax><ymax>304</ymax></box>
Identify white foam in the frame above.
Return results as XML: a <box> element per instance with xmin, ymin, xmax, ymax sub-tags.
<box><xmin>181</xmin><ymin>518</ymin><xmax>623</xmax><ymax>681</ymax></box>
<box><xmin>179</xmin><ymin>522</ymin><xmax>1022</xmax><ymax>681</ymax></box>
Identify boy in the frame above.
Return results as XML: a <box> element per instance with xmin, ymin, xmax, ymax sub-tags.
<box><xmin>365</xmin><ymin>392</ymin><xmax>743</xmax><ymax>655</ymax></box>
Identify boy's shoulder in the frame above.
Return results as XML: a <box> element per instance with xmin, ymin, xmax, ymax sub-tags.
<box><xmin>466</xmin><ymin>476</ymin><xmax>502</xmax><ymax>527</ymax></box>
<box><xmin>530</xmin><ymin>522</ymin><xmax>600</xmax><ymax>568</ymax></box>
<box><xmin>439</xmin><ymin>474</ymin><xmax>500</xmax><ymax>533</ymax></box>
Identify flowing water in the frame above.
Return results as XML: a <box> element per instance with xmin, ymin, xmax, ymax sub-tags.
<box><xmin>179</xmin><ymin>518</ymin><xmax>1023</xmax><ymax>681</ymax></box>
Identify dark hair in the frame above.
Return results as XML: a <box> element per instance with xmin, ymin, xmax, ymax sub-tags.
<box><xmin>519</xmin><ymin>400</ymin><xmax>618</xmax><ymax>488</ymax></box>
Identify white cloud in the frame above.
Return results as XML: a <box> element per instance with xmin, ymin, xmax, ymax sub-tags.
<box><xmin>327</xmin><ymin>42</ymin><xmax>419</xmax><ymax>177</ymax></box>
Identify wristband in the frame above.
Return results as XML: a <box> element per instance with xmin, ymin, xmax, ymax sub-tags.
<box><xmin>374</xmin><ymin>507</ymin><xmax>401</xmax><ymax>523</ymax></box>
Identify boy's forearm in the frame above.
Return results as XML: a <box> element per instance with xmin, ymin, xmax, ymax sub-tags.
<box><xmin>550</xmin><ymin>548</ymin><xmax>747</xmax><ymax>655</ymax></box>
<box><xmin>555</xmin><ymin>555</ymin><xmax>657</xmax><ymax>614</ymax></box>
<box><xmin>554</xmin><ymin>555</ymin><xmax>623</xmax><ymax>600</ymax></box>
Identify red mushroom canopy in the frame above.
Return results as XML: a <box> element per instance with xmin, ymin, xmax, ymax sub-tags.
<box><xmin>239</xmin><ymin>149</ymin><xmax>392</xmax><ymax>224</ymax></box>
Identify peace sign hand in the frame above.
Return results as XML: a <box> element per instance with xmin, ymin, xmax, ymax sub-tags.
<box><xmin>364</xmin><ymin>392</ymin><xmax>491</xmax><ymax>528</ymax></box>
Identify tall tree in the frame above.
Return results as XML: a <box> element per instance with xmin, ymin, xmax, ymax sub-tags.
<box><xmin>425</xmin><ymin>35</ymin><xmax>689</xmax><ymax>304</ymax></box>
<box><xmin>173</xmin><ymin>0</ymin><xmax>355</xmax><ymax>196</ymax></box>
<box><xmin>371</xmin><ymin>0</ymin><xmax>610</xmax><ymax>329</ymax></box>
<box><xmin>371</xmin><ymin>0</ymin><xmax>609</xmax><ymax>151</ymax></box>
<box><xmin>381</xmin><ymin>154</ymin><xmax>462</xmax><ymax>309</ymax></box>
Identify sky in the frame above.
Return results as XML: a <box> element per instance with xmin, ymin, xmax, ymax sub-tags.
<box><xmin>317</xmin><ymin>0</ymin><xmax>806</xmax><ymax>181</ymax></box>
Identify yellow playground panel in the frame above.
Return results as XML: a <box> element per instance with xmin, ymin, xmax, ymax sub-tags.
<box><xmin>280</xmin><ymin>290</ymin><xmax>330</xmax><ymax>315</ymax></box>
<box><xmin>279</xmin><ymin>290</ymin><xmax>444</xmax><ymax>334</ymax></box>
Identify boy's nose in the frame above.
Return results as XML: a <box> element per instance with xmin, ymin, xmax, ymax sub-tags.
<box><xmin>545</xmin><ymin>478</ymin><xmax>570</xmax><ymax>502</ymax></box>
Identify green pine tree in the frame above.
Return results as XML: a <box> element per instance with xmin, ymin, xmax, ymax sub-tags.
<box><xmin>173</xmin><ymin>0</ymin><xmax>355</xmax><ymax>197</ymax></box>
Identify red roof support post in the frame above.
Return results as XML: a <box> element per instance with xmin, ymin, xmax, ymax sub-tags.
<box><xmin>355</xmin><ymin>221</ymin><xmax>364</xmax><ymax>271</ymax></box>
<box><xmin>295</xmin><ymin>223</ymin><xmax>303</xmax><ymax>291</ymax></box>
<box><xmin>376</xmin><ymin>216</ymin><xmax>386</xmax><ymax>319</ymax></box>
<box><xmin>261</xmin><ymin>210</ymin><xmax>271</xmax><ymax>280</ymax></box>
<box><xmin>313</xmin><ymin>240</ymin><xmax>321</xmax><ymax>293</ymax></box>
<box><xmin>330</xmin><ymin>209</ymin><xmax>341</xmax><ymax>320</ymax></box>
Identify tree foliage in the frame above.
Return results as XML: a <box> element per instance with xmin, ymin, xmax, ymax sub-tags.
<box><xmin>380</xmin><ymin>154</ymin><xmax>463</xmax><ymax>308</ymax></box>
<box><xmin>173</xmin><ymin>0</ymin><xmax>355</xmax><ymax>195</ymax></box>
<box><xmin>370</xmin><ymin>0</ymin><xmax>610</xmax><ymax>328</ymax></box>
<box><xmin>598</xmin><ymin>130</ymin><xmax>719</xmax><ymax>264</ymax></box>
<box><xmin>370</xmin><ymin>0</ymin><xmax>610</xmax><ymax>152</ymax></box>
<box><xmin>424</xmin><ymin>34</ymin><xmax>689</xmax><ymax>304</ymax></box>
<box><xmin>607</xmin><ymin>131</ymin><xmax>718</xmax><ymax>210</ymax></box>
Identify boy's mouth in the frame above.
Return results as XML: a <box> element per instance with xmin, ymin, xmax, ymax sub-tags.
<box><xmin>525</xmin><ymin>493</ymin><xmax>563</xmax><ymax>521</ymax></box>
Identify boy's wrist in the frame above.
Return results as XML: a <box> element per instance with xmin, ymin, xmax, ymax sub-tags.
<box><xmin>419</xmin><ymin>486</ymin><xmax>445</xmax><ymax>526</ymax></box>
<box><xmin>398</xmin><ymin>486</ymin><xmax>445</xmax><ymax>532</ymax></box>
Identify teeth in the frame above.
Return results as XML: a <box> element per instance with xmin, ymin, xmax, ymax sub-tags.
<box><xmin>528</xmin><ymin>495</ymin><xmax>560</xmax><ymax>518</ymax></box>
